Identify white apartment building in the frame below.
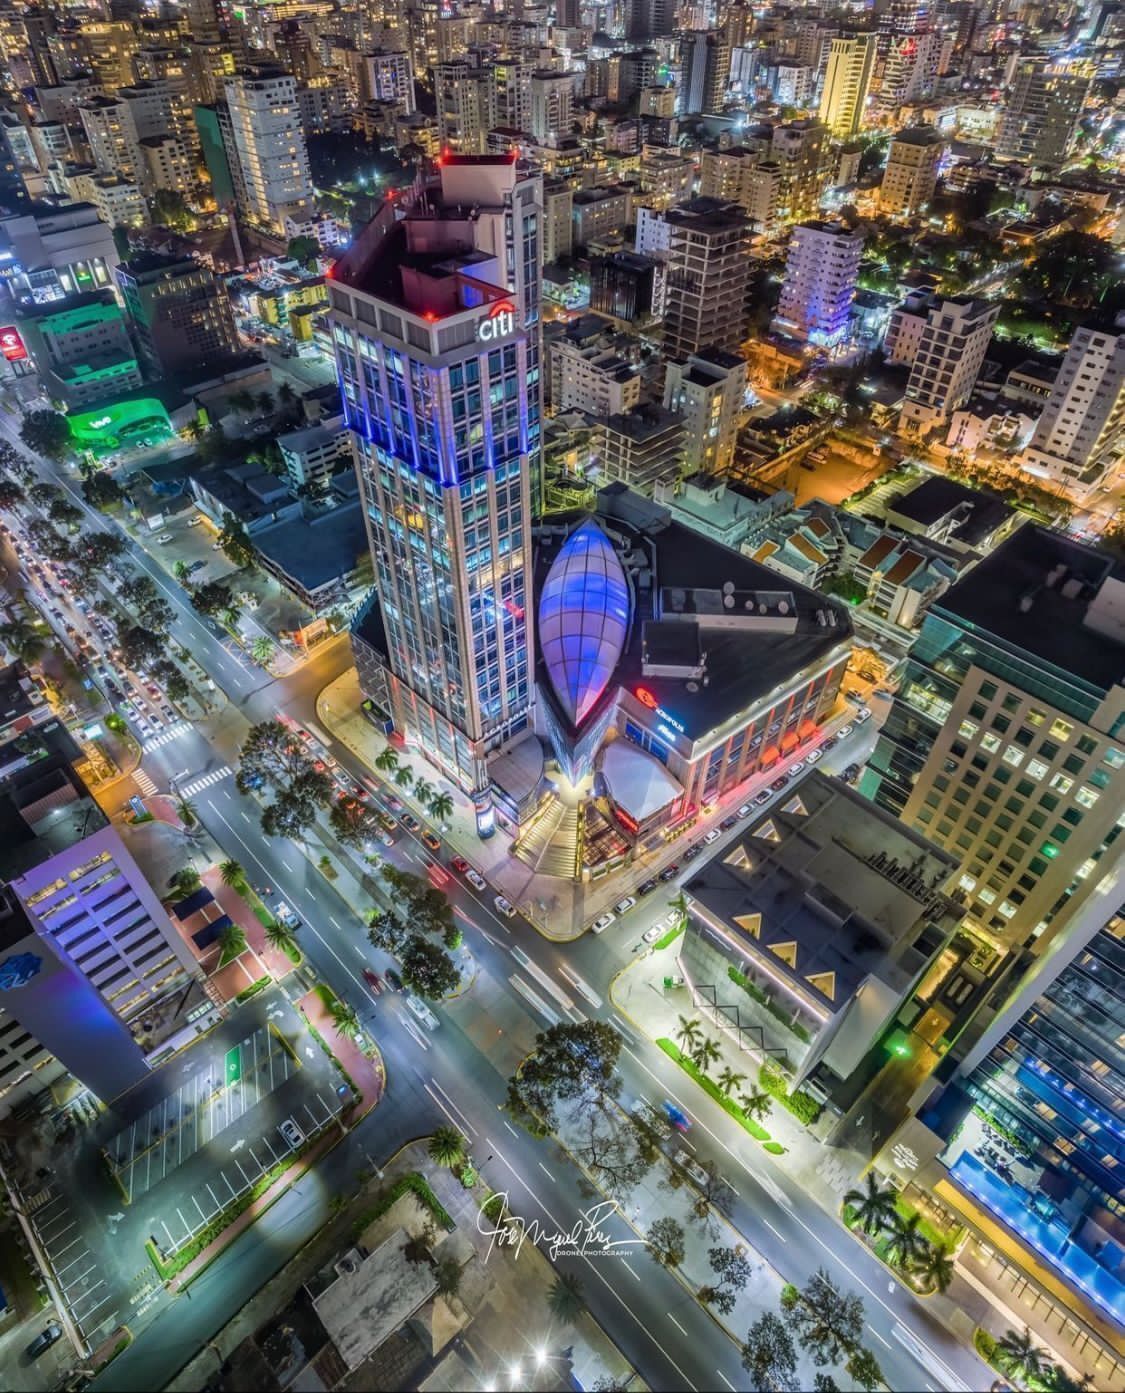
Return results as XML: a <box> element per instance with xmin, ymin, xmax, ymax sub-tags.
<box><xmin>365</xmin><ymin>50</ymin><xmax>415</xmax><ymax>115</ymax></box>
<box><xmin>139</xmin><ymin>133</ymin><xmax>194</xmax><ymax>196</ymax></box>
<box><xmin>900</xmin><ymin>297</ymin><xmax>998</xmax><ymax>436</ymax></box>
<box><xmin>663</xmin><ymin>347</ymin><xmax>746</xmax><ymax>474</ymax></box>
<box><xmin>79</xmin><ymin>94</ymin><xmax>141</xmax><ymax>182</ymax></box>
<box><xmin>819</xmin><ymin>33</ymin><xmax>875</xmax><ymax>138</ymax></box>
<box><xmin>771</xmin><ymin>219</ymin><xmax>863</xmax><ymax>346</ymax></box>
<box><xmin>879</xmin><ymin>29</ymin><xmax>941</xmax><ymax>108</ymax></box>
<box><xmin>548</xmin><ymin>338</ymin><xmax>642</xmax><ymax>417</ymax></box>
<box><xmin>530</xmin><ymin>70</ymin><xmax>573</xmax><ymax>145</ymax></box>
<box><xmin>1021</xmin><ymin>325</ymin><xmax>1125</xmax><ymax>499</ymax></box>
<box><xmin>879</xmin><ymin>126</ymin><xmax>942</xmax><ymax>218</ymax></box>
<box><xmin>635</xmin><ymin>204</ymin><xmax>670</xmax><ymax>255</ymax></box>
<box><xmin>222</xmin><ymin>66</ymin><xmax>314</xmax><ymax>235</ymax></box>
<box><xmin>436</xmin><ymin>61</ymin><xmax>497</xmax><ymax>154</ymax></box>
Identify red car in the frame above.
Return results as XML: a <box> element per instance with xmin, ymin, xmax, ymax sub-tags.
<box><xmin>451</xmin><ymin>855</ymin><xmax>470</xmax><ymax>874</ymax></box>
<box><xmin>363</xmin><ymin>968</ymin><xmax>383</xmax><ymax>993</ymax></box>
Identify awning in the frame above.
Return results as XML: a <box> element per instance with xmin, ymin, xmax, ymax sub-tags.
<box><xmin>781</xmin><ymin>731</ymin><xmax>799</xmax><ymax>752</ymax></box>
<box><xmin>601</xmin><ymin>740</ymin><xmax>685</xmax><ymax>822</ymax></box>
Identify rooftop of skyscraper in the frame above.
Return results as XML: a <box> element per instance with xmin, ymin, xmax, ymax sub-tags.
<box><xmin>0</xmin><ymin>719</ymin><xmax>107</xmax><ymax>886</ymax></box>
<box><xmin>934</xmin><ymin>525</ymin><xmax>1125</xmax><ymax>691</ymax></box>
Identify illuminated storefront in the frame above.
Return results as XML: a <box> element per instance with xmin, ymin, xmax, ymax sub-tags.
<box><xmin>68</xmin><ymin>397</ymin><xmax>174</xmax><ymax>455</ymax></box>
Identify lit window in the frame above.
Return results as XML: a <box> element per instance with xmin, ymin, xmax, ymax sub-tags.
<box><xmin>978</xmin><ymin>887</ymin><xmax>997</xmax><ymax>904</ymax></box>
<box><xmin>981</xmin><ymin>732</ymin><xmax>1000</xmax><ymax>753</ymax></box>
<box><xmin>958</xmin><ymin>719</ymin><xmax>979</xmax><ymax>740</ymax></box>
<box><xmin>1050</xmin><ymin>717</ymin><xmax>1073</xmax><ymax>740</ymax></box>
<box><xmin>1002</xmin><ymin>745</ymin><xmax>1024</xmax><ymax>767</ymax></box>
<box><xmin>1027</xmin><ymin>759</ymin><xmax>1049</xmax><ymax>781</ymax></box>
<box><xmin>1049</xmin><ymin>773</ymin><xmax>1073</xmax><ymax>794</ymax></box>
<box><xmin>958</xmin><ymin>873</ymin><xmax>977</xmax><ymax>893</ymax></box>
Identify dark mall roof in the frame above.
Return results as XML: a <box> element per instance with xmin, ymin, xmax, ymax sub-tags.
<box><xmin>935</xmin><ymin>526</ymin><xmax>1125</xmax><ymax>694</ymax></box>
<box><xmin>890</xmin><ymin>476</ymin><xmax>1011</xmax><ymax>548</ymax></box>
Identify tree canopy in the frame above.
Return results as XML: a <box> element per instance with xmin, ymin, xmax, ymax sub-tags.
<box><xmin>20</xmin><ymin>409</ymin><xmax>71</xmax><ymax>461</ymax></box>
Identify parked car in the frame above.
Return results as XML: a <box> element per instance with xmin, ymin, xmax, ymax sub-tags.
<box><xmin>642</xmin><ymin>924</ymin><xmax>663</xmax><ymax>943</ymax></box>
<box><xmin>703</xmin><ymin>828</ymin><xmax>720</xmax><ymax>844</ymax></box>
<box><xmin>187</xmin><ymin>559</ymin><xmax>206</xmax><ymax>573</ymax></box>
<box><xmin>592</xmin><ymin>912</ymin><xmax>616</xmax><ymax>933</ymax></box>
<box><xmin>421</xmin><ymin>830</ymin><xmax>441</xmax><ymax>853</ymax></box>
<box><xmin>26</xmin><ymin>1324</ymin><xmax>62</xmax><ymax>1360</ymax></box>
<box><xmin>637</xmin><ymin>877</ymin><xmax>659</xmax><ymax>896</ymax></box>
<box><xmin>614</xmin><ymin>895</ymin><xmax>636</xmax><ymax>915</ymax></box>
<box><xmin>157</xmin><ymin>532</ymin><xmax>173</xmax><ymax>543</ymax></box>
<box><xmin>806</xmin><ymin>748</ymin><xmax>822</xmax><ymax>764</ymax></box>
<box><xmin>187</xmin><ymin>516</ymin><xmax>202</xmax><ymax>527</ymax></box>
<box><xmin>279</xmin><ymin>1118</ymin><xmax>304</xmax><ymax>1149</ymax></box>
<box><xmin>788</xmin><ymin>760</ymin><xmax>805</xmax><ymax>776</ymax></box>
<box><xmin>494</xmin><ymin>894</ymin><xmax>516</xmax><ymax>918</ymax></box>
<box><xmin>837</xmin><ymin>723</ymin><xmax>852</xmax><ymax>737</ymax></box>
<box><xmin>451</xmin><ymin>856</ymin><xmax>470</xmax><ymax>873</ymax></box>
<box><xmin>753</xmin><ymin>790</ymin><xmax>771</xmax><ymax>805</ymax></box>
<box><xmin>682</xmin><ymin>843</ymin><xmax>702</xmax><ymax>862</ymax></box>
<box><xmin>822</xmin><ymin>735</ymin><xmax>838</xmax><ymax>751</ymax></box>
<box><xmin>719</xmin><ymin>814</ymin><xmax>737</xmax><ymax>831</ymax></box>
<box><xmin>466</xmin><ymin>868</ymin><xmax>487</xmax><ymax>892</ymax></box>
<box><xmin>855</xmin><ymin>708</ymin><xmax>872</xmax><ymax>723</ymax></box>
<box><xmin>736</xmin><ymin>802</ymin><xmax>752</xmax><ymax>818</ymax></box>
<box><xmin>659</xmin><ymin>863</ymin><xmax>679</xmax><ymax>881</ymax></box>
<box><xmin>770</xmin><ymin>776</ymin><xmax>789</xmax><ymax>792</ymax></box>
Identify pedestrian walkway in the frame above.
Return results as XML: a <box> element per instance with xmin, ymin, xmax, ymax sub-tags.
<box><xmin>142</xmin><ymin>720</ymin><xmax>192</xmax><ymax>752</ymax></box>
<box><xmin>200</xmin><ymin>867</ymin><xmax>295</xmax><ymax>985</ymax></box>
<box><xmin>180</xmin><ymin>766</ymin><xmax>232</xmax><ymax>798</ymax></box>
<box><xmin>133</xmin><ymin>767</ymin><xmax>159</xmax><ymax>797</ymax></box>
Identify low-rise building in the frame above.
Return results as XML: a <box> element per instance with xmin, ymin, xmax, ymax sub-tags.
<box><xmin>572</xmin><ymin>184</ymin><xmax>634</xmax><ymax>248</ymax></box>
<box><xmin>17</xmin><ymin>290</ymin><xmax>142</xmax><ymax>406</ymax></box>
<box><xmin>596</xmin><ymin>404</ymin><xmax>685</xmax><ymax>494</ymax></box>
<box><xmin>253</xmin><ymin>497</ymin><xmax>369</xmax><ymax>614</ymax></box>
<box><xmin>277</xmin><ymin>413</ymin><xmax>351</xmax><ymax>494</ymax></box>
<box><xmin>883</xmin><ymin>475</ymin><xmax>1019</xmax><ymax>556</ymax></box>
<box><xmin>663</xmin><ymin>347</ymin><xmax>746</xmax><ymax>475</ymax></box>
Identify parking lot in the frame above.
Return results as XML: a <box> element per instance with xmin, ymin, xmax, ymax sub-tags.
<box><xmin>25</xmin><ymin>1186</ymin><xmax>118</xmax><ymax>1346</ymax></box>
<box><xmin>105</xmin><ymin>1024</ymin><xmax>300</xmax><ymax>1203</ymax></box>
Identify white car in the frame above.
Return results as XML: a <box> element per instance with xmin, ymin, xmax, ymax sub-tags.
<box><xmin>614</xmin><ymin>896</ymin><xmax>636</xmax><ymax>915</ymax></box>
<box><xmin>753</xmin><ymin>790</ymin><xmax>772</xmax><ymax>805</ymax></box>
<box><xmin>466</xmin><ymin>868</ymin><xmax>487</xmax><ymax>892</ymax></box>
<box><xmin>806</xmin><ymin>748</ymin><xmax>822</xmax><ymax>764</ymax></box>
<box><xmin>592</xmin><ymin>912</ymin><xmax>616</xmax><ymax>933</ymax></box>
<box><xmin>157</xmin><ymin>533</ymin><xmax>173</xmax><ymax>543</ymax></box>
<box><xmin>279</xmin><ymin>1118</ymin><xmax>304</xmax><ymax>1149</ymax></box>
<box><xmin>703</xmin><ymin>828</ymin><xmax>720</xmax><ymax>844</ymax></box>
<box><xmin>838</xmin><ymin>723</ymin><xmax>853</xmax><ymax>737</ymax></box>
<box><xmin>405</xmin><ymin>994</ymin><xmax>440</xmax><ymax>1029</ymax></box>
<box><xmin>855</xmin><ymin>708</ymin><xmax>872</xmax><ymax>723</ymax></box>
<box><xmin>789</xmin><ymin>760</ymin><xmax>805</xmax><ymax>775</ymax></box>
<box><xmin>736</xmin><ymin>802</ymin><xmax>753</xmax><ymax>818</ymax></box>
<box><xmin>642</xmin><ymin>924</ymin><xmax>663</xmax><ymax>944</ymax></box>
<box><xmin>494</xmin><ymin>894</ymin><xmax>516</xmax><ymax>918</ymax></box>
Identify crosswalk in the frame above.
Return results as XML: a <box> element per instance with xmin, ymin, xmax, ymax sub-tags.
<box><xmin>179</xmin><ymin>766</ymin><xmax>232</xmax><ymax>798</ymax></box>
<box><xmin>141</xmin><ymin>720</ymin><xmax>191</xmax><ymax>753</ymax></box>
<box><xmin>133</xmin><ymin>768</ymin><xmax>158</xmax><ymax>797</ymax></box>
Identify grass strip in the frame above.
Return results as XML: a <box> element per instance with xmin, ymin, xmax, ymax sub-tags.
<box><xmin>656</xmin><ymin>1037</ymin><xmax>772</xmax><ymax>1141</ymax></box>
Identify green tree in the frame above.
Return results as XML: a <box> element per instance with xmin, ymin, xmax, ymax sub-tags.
<box><xmin>914</xmin><ymin>1242</ymin><xmax>955</xmax><ymax>1294</ymax></box>
<box><xmin>26</xmin><ymin>518</ymin><xmax>72</xmax><ymax>563</ymax></box>
<box><xmin>150</xmin><ymin>188</ymin><xmax>194</xmax><ymax>231</ymax></box>
<box><xmin>329</xmin><ymin>797</ymin><xmax>376</xmax><ymax>849</ymax></box>
<box><xmin>373</xmin><ymin>746</ymin><xmax>399</xmax><ymax>773</ymax></box>
<box><xmin>1041</xmin><ymin>1365</ymin><xmax>1092</xmax><ymax>1393</ymax></box>
<box><xmin>265</xmin><ymin>919</ymin><xmax>298</xmax><ymax>955</ymax></box>
<box><xmin>0</xmin><ymin>618</ymin><xmax>48</xmax><ymax>663</ymax></box>
<box><xmin>261</xmin><ymin>786</ymin><xmax>321</xmax><ymax>839</ymax></box>
<box><xmin>20</xmin><ymin>408</ymin><xmax>71</xmax><ymax>461</ymax></box>
<box><xmin>428</xmin><ymin>1125</ymin><xmax>466</xmax><ymax>1168</ymax></box>
<box><xmin>429</xmin><ymin>790</ymin><xmax>454</xmax><ymax>822</ymax></box>
<box><xmin>217</xmin><ymin>511</ymin><xmax>256</xmax><ymax>569</ymax></box>
<box><xmin>739</xmin><ymin>1088</ymin><xmax>772</xmax><ymax>1124</ymax></box>
<box><xmin>845</xmin><ymin>1347</ymin><xmax>884</xmax><ymax>1393</ymax></box>
<box><xmin>675</xmin><ymin>1014</ymin><xmax>701</xmax><ymax>1054</ymax></box>
<box><xmin>717</xmin><ymin>1065</ymin><xmax>746</xmax><ymax>1098</ymax></box>
<box><xmin>47</xmin><ymin>496</ymin><xmax>83</xmax><ymax>530</ymax></box>
<box><xmin>251</xmin><ymin>635</ymin><xmax>275</xmax><ymax>666</ymax></box>
<box><xmin>0</xmin><ymin>472</ymin><xmax>25</xmax><ymax>509</ymax></box>
<box><xmin>546</xmin><ymin>1271</ymin><xmax>585</xmax><ymax>1323</ymax></box>
<box><xmin>151</xmin><ymin>659</ymin><xmax>189</xmax><ymax>703</ymax></box>
<box><xmin>219</xmin><ymin>858</ymin><xmax>245</xmax><ymax>889</ymax></box>
<box><xmin>400</xmin><ymin>933</ymin><xmax>459</xmax><ymax>999</ymax></box>
<box><xmin>191</xmin><ymin>579</ymin><xmax>239</xmax><ymax>620</ymax></box>
<box><xmin>995</xmin><ymin>1327</ymin><xmax>1049</xmax><ymax>1384</ymax></box>
<box><xmin>843</xmin><ymin>1172</ymin><xmax>899</xmax><ymax>1238</ymax></box>
<box><xmin>412</xmin><ymin>777</ymin><xmax>435</xmax><ymax>807</ymax></box>
<box><xmin>173</xmin><ymin>560</ymin><xmax>192</xmax><ymax>583</ymax></box>
<box><xmin>646</xmin><ymin>1215</ymin><xmax>685</xmax><ymax>1267</ymax></box>
<box><xmin>741</xmin><ymin>1311</ymin><xmax>799</xmax><ymax>1393</ymax></box>
<box><xmin>328</xmin><ymin>997</ymin><xmax>360</xmax><ymax>1040</ymax></box>
<box><xmin>175</xmin><ymin>797</ymin><xmax>199</xmax><ymax>828</ymax></box>
<box><xmin>238</xmin><ymin>720</ymin><xmax>312</xmax><ymax>791</ymax></box>
<box><xmin>168</xmin><ymin>866</ymin><xmax>202</xmax><ymax>897</ymax></box>
<box><xmin>784</xmin><ymin>1268</ymin><xmax>865</xmax><ymax>1367</ymax></box>
<box><xmin>368</xmin><ymin>909</ymin><xmax>405</xmax><ymax>954</ymax></box>
<box><xmin>73</xmin><ymin>529</ymin><xmax>128</xmax><ymax>584</ymax></box>
<box><xmin>393</xmin><ymin>764</ymin><xmax>414</xmax><ymax>790</ymax></box>
<box><xmin>883</xmin><ymin>1211</ymin><xmax>928</xmax><ymax>1271</ymax></box>
<box><xmin>287</xmin><ymin>234</ymin><xmax>320</xmax><ymax>268</ymax></box>
<box><xmin>119</xmin><ymin>574</ymin><xmax>174</xmax><ymax>634</ymax></box>
<box><xmin>117</xmin><ymin>624</ymin><xmax>164</xmax><ymax>671</ymax></box>
<box><xmin>433</xmin><ymin>1254</ymin><xmax>461</xmax><ymax>1298</ymax></box>
<box><xmin>27</xmin><ymin>481</ymin><xmax>60</xmax><ymax>508</ymax></box>
<box><xmin>218</xmin><ymin>922</ymin><xmax>247</xmax><ymax>962</ymax></box>
<box><xmin>691</xmin><ymin>1035</ymin><xmax>721</xmax><ymax>1074</ymax></box>
<box><xmin>506</xmin><ymin>1020</ymin><xmax>622</xmax><ymax>1132</ymax></box>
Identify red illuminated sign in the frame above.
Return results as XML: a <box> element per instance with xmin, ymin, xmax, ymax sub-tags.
<box><xmin>0</xmin><ymin>326</ymin><xmax>27</xmax><ymax>362</ymax></box>
<box><xmin>615</xmin><ymin>807</ymin><xmax>639</xmax><ymax>834</ymax></box>
<box><xmin>635</xmin><ymin>687</ymin><xmax>658</xmax><ymax>710</ymax></box>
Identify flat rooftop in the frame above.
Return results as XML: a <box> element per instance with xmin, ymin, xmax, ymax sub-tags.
<box><xmin>889</xmin><ymin>475</ymin><xmax>1012</xmax><ymax>548</ymax></box>
<box><xmin>311</xmin><ymin>1229</ymin><xmax>436</xmax><ymax>1371</ymax></box>
<box><xmin>935</xmin><ymin>525</ymin><xmax>1125</xmax><ymax>694</ymax></box>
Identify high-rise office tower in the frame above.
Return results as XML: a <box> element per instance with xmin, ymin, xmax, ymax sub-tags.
<box><xmin>879</xmin><ymin>125</ymin><xmax>942</xmax><ymax>217</ymax></box>
<box><xmin>493</xmin><ymin>54</ymin><xmax>534</xmax><ymax>133</ymax></box>
<box><xmin>899</xmin><ymin>295</ymin><xmax>997</xmax><ymax>436</ymax></box>
<box><xmin>819</xmin><ymin>33</ymin><xmax>875</xmax><ymax>137</ymax></box>
<box><xmin>626</xmin><ymin>0</ymin><xmax>676</xmax><ymax>40</ymax></box>
<box><xmin>870</xmin><ymin>526</ymin><xmax>1125</xmax><ymax>961</ymax></box>
<box><xmin>678</xmin><ymin>32</ymin><xmax>731</xmax><ymax>116</ymax></box>
<box><xmin>115</xmin><ymin>250</ymin><xmax>240</xmax><ymax>378</ymax></box>
<box><xmin>435</xmin><ymin>60</ymin><xmax>497</xmax><ymax>153</ymax></box>
<box><xmin>556</xmin><ymin>0</ymin><xmax>581</xmax><ymax>27</ymax></box>
<box><xmin>996</xmin><ymin>60</ymin><xmax>1092</xmax><ymax>167</ymax></box>
<box><xmin>771</xmin><ymin>118</ymin><xmax>830</xmax><ymax>225</ymax></box>
<box><xmin>663</xmin><ymin>198</ymin><xmax>752</xmax><ymax>362</ymax></box>
<box><xmin>877</xmin><ymin>0</ymin><xmax>929</xmax><ymax>45</ymax></box>
<box><xmin>879</xmin><ymin>29</ymin><xmax>942</xmax><ymax>107</ymax></box>
<box><xmin>331</xmin><ymin>156</ymin><xmax>541</xmax><ymax>830</ymax></box>
<box><xmin>771</xmin><ymin>219</ymin><xmax>863</xmax><ymax>346</ymax></box>
<box><xmin>221</xmin><ymin>65</ymin><xmax>314</xmax><ymax>235</ymax></box>
<box><xmin>1021</xmin><ymin>325</ymin><xmax>1125</xmax><ymax>499</ymax></box>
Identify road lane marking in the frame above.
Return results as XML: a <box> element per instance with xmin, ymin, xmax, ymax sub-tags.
<box><xmin>868</xmin><ymin>1325</ymin><xmax>893</xmax><ymax>1350</ymax></box>
<box><xmin>621</xmin><ymin>1259</ymin><xmax>641</xmax><ymax>1281</ymax></box>
<box><xmin>429</xmin><ymin>1078</ymin><xmax>478</xmax><ymax>1136</ymax></box>
<box><xmin>424</xmin><ymin>1082</ymin><xmax>464</xmax><ymax>1132</ymax></box>
<box><xmin>667</xmin><ymin>1313</ymin><xmax>689</xmax><ymax>1337</ymax></box>
<box><xmin>503</xmin><ymin>1120</ymin><xmax>519</xmax><ymax>1138</ymax></box>
<box><xmin>717</xmin><ymin>1372</ymin><xmax>736</xmax><ymax>1391</ymax></box>
<box><xmin>537</xmin><ymin>1162</ymin><xmax>556</xmax><ymax>1183</ymax></box>
<box><xmin>762</xmin><ymin>1218</ymin><xmax>786</xmax><ymax>1243</ymax></box>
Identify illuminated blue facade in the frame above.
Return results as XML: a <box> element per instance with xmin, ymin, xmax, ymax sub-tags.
<box><xmin>539</xmin><ymin>522</ymin><xmax>631</xmax><ymax>728</ymax></box>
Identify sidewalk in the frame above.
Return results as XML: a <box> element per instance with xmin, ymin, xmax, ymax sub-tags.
<box><xmin>296</xmin><ymin>986</ymin><xmax>385</xmax><ymax>1120</ymax></box>
<box><xmin>201</xmin><ymin>865</ymin><xmax>296</xmax><ymax>984</ymax></box>
<box><xmin>317</xmin><ymin>669</ymin><xmax>869</xmax><ymax>942</ymax></box>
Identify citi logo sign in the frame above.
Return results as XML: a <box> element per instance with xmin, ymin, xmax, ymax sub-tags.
<box><xmin>477</xmin><ymin>299</ymin><xmax>515</xmax><ymax>343</ymax></box>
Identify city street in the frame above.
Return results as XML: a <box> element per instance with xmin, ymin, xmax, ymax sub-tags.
<box><xmin>6</xmin><ymin>431</ymin><xmax>988</xmax><ymax>1392</ymax></box>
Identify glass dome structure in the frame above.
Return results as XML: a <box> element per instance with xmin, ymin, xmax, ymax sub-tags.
<box><xmin>538</xmin><ymin>521</ymin><xmax>631</xmax><ymax>729</ymax></box>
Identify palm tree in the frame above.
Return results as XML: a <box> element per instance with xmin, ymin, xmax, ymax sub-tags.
<box><xmin>393</xmin><ymin>765</ymin><xmax>414</xmax><ymax>790</ymax></box>
<box><xmin>717</xmin><ymin>1065</ymin><xmax>745</xmax><ymax>1098</ymax></box>
<box><xmin>546</xmin><ymin>1271</ymin><xmax>585</xmax><ymax>1324</ymax></box>
<box><xmin>176</xmin><ymin>796</ymin><xmax>199</xmax><ymax>829</ymax></box>
<box><xmin>229</xmin><ymin>388</ymin><xmax>255</xmax><ymax>413</ymax></box>
<box><xmin>739</xmin><ymin>1088</ymin><xmax>772</xmax><ymax>1124</ymax></box>
<box><xmin>668</xmin><ymin>889</ymin><xmax>689</xmax><ymax>926</ymax></box>
<box><xmin>412</xmin><ymin>777</ymin><xmax>435</xmax><ymax>806</ymax></box>
<box><xmin>219</xmin><ymin>858</ymin><xmax>245</xmax><ymax>889</ymax></box>
<box><xmin>428</xmin><ymin>1125</ymin><xmax>466</xmax><ymax>1169</ymax></box>
<box><xmin>173</xmin><ymin>560</ymin><xmax>192</xmax><ymax>583</ymax></box>
<box><xmin>995</xmin><ymin>1328</ymin><xmax>1049</xmax><ymax>1385</ymax></box>
<box><xmin>675</xmin><ymin>1014</ymin><xmax>701</xmax><ymax>1054</ymax></box>
<box><xmin>691</xmin><ymin>1036</ymin><xmax>721</xmax><ymax>1075</ymax></box>
<box><xmin>329</xmin><ymin>998</ymin><xmax>360</xmax><ymax>1041</ymax></box>
<box><xmin>373</xmin><ymin>746</ymin><xmax>399</xmax><ymax>773</ymax></box>
<box><xmin>883</xmin><ymin>1211</ymin><xmax>928</xmax><ymax>1271</ymax></box>
<box><xmin>1042</xmin><ymin>1365</ymin><xmax>1092</xmax><ymax>1393</ymax></box>
<box><xmin>843</xmin><ymin>1171</ymin><xmax>900</xmax><ymax>1238</ymax></box>
<box><xmin>219</xmin><ymin>923</ymin><xmax>247</xmax><ymax>961</ymax></box>
<box><xmin>914</xmin><ymin>1242</ymin><xmax>956</xmax><ymax>1294</ymax></box>
<box><xmin>251</xmin><ymin>636</ymin><xmax>275</xmax><ymax>666</ymax></box>
<box><xmin>429</xmin><ymin>791</ymin><xmax>454</xmax><ymax>823</ymax></box>
<box><xmin>265</xmin><ymin>919</ymin><xmax>297</xmax><ymax>955</ymax></box>
<box><xmin>168</xmin><ymin>866</ymin><xmax>201</xmax><ymax>898</ymax></box>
